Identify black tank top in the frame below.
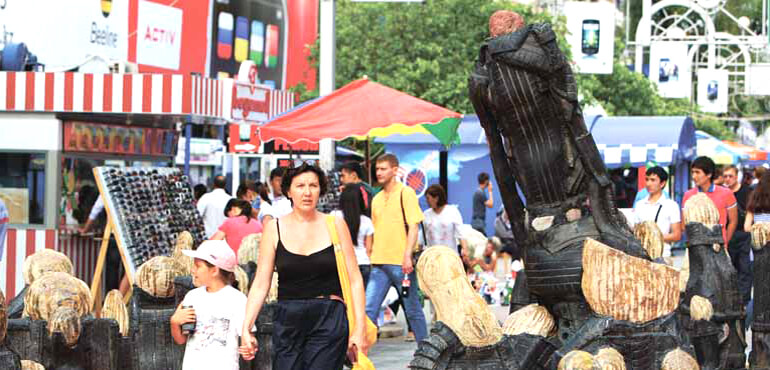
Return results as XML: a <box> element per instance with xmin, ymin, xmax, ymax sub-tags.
<box><xmin>275</xmin><ymin>220</ymin><xmax>343</xmax><ymax>300</ymax></box>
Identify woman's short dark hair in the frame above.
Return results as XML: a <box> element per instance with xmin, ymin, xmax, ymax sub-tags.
<box><xmin>236</xmin><ymin>180</ymin><xmax>258</xmax><ymax>200</ymax></box>
<box><xmin>224</xmin><ymin>198</ymin><xmax>254</xmax><ymax>223</ymax></box>
<box><xmin>281</xmin><ymin>163</ymin><xmax>328</xmax><ymax>200</ymax></box>
<box><xmin>425</xmin><ymin>184</ymin><xmax>447</xmax><ymax>208</ymax></box>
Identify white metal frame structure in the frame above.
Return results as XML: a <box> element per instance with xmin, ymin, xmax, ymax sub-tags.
<box><xmin>632</xmin><ymin>0</ymin><xmax>768</xmax><ymax>96</ymax></box>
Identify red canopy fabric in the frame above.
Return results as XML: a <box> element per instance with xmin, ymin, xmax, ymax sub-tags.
<box><xmin>258</xmin><ymin>78</ymin><xmax>461</xmax><ymax>144</ymax></box>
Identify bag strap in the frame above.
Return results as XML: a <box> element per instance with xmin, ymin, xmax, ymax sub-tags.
<box><xmin>325</xmin><ymin>215</ymin><xmax>355</xmax><ymax>338</ymax></box>
<box><xmin>400</xmin><ymin>188</ymin><xmax>408</xmax><ymax>234</ymax></box>
<box><xmin>654</xmin><ymin>204</ymin><xmax>663</xmax><ymax>223</ymax></box>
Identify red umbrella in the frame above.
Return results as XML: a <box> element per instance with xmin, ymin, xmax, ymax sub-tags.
<box><xmin>258</xmin><ymin>78</ymin><xmax>462</xmax><ymax>147</ymax></box>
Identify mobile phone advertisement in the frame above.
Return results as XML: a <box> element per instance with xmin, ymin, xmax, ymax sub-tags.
<box><xmin>564</xmin><ymin>1</ymin><xmax>615</xmax><ymax>74</ymax></box>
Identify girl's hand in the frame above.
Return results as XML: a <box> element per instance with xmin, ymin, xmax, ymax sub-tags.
<box><xmin>239</xmin><ymin>331</ymin><xmax>258</xmax><ymax>360</ymax></box>
<box><xmin>170</xmin><ymin>304</ymin><xmax>196</xmax><ymax>326</ymax></box>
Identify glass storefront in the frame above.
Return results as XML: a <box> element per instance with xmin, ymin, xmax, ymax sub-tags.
<box><xmin>0</xmin><ymin>152</ymin><xmax>47</xmax><ymax>225</ymax></box>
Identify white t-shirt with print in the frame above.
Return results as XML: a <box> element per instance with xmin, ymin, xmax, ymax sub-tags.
<box><xmin>422</xmin><ymin>205</ymin><xmax>464</xmax><ymax>253</ymax></box>
<box><xmin>332</xmin><ymin>210</ymin><xmax>374</xmax><ymax>265</ymax></box>
<box><xmin>181</xmin><ymin>285</ymin><xmax>247</xmax><ymax>370</ymax></box>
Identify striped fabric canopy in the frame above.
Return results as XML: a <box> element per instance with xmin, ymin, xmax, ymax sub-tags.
<box><xmin>589</xmin><ymin>116</ymin><xmax>697</xmax><ymax>168</ymax></box>
<box><xmin>696</xmin><ymin>131</ymin><xmax>748</xmax><ymax>165</ymax></box>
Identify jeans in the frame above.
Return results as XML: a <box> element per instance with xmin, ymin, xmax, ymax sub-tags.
<box><xmin>728</xmin><ymin>231</ymin><xmax>753</xmax><ymax>305</ymax></box>
<box><xmin>365</xmin><ymin>264</ymin><xmax>428</xmax><ymax>341</ymax></box>
<box><xmin>359</xmin><ymin>264</ymin><xmax>371</xmax><ymax>288</ymax></box>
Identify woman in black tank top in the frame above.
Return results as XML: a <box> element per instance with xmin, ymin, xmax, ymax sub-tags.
<box><xmin>239</xmin><ymin>164</ymin><xmax>369</xmax><ymax>369</ymax></box>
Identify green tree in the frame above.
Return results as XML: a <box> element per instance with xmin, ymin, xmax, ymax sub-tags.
<box><xmin>292</xmin><ymin>0</ymin><xmax>738</xmax><ymax>141</ymax></box>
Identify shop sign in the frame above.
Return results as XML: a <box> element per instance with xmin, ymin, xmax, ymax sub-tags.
<box><xmin>63</xmin><ymin>121</ymin><xmax>179</xmax><ymax>157</ymax></box>
<box><xmin>175</xmin><ymin>137</ymin><xmax>224</xmax><ymax>166</ymax></box>
<box><xmin>136</xmin><ymin>0</ymin><xmax>183</xmax><ymax>70</ymax></box>
<box><xmin>232</xmin><ymin>61</ymin><xmax>271</xmax><ymax>123</ymax></box>
<box><xmin>0</xmin><ymin>0</ymin><xmax>128</xmax><ymax>70</ymax></box>
<box><xmin>229</xmin><ymin>123</ymin><xmax>261</xmax><ymax>153</ymax></box>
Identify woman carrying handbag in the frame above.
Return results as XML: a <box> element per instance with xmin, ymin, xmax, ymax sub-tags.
<box><xmin>238</xmin><ymin>164</ymin><xmax>372</xmax><ymax>369</ymax></box>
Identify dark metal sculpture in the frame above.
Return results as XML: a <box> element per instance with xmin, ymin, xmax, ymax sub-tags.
<box><xmin>407</xmin><ymin>11</ymin><xmax>700</xmax><ymax>369</ymax></box>
<box><xmin>679</xmin><ymin>195</ymin><xmax>746</xmax><ymax>370</ymax></box>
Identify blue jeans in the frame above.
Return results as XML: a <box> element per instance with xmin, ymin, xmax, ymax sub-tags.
<box><xmin>365</xmin><ymin>264</ymin><xmax>428</xmax><ymax>342</ymax></box>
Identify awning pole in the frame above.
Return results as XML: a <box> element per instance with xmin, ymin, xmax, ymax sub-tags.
<box><xmin>365</xmin><ymin>137</ymin><xmax>371</xmax><ymax>184</ymax></box>
<box><xmin>184</xmin><ymin>123</ymin><xmax>192</xmax><ymax>177</ymax></box>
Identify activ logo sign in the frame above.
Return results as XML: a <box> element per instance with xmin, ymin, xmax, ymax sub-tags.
<box><xmin>136</xmin><ymin>0</ymin><xmax>183</xmax><ymax>70</ymax></box>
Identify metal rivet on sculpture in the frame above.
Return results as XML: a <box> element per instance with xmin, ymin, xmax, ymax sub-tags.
<box><xmin>680</xmin><ymin>193</ymin><xmax>745</xmax><ymax>369</ymax></box>
<box><xmin>101</xmin><ymin>290</ymin><xmax>129</xmax><ymax>336</ymax></box>
<box><xmin>447</xmin><ymin>9</ymin><xmax>700</xmax><ymax>369</ymax></box>
<box><xmin>23</xmin><ymin>271</ymin><xmax>92</xmax><ymax>347</ymax></box>
<box><xmin>750</xmin><ymin>222</ymin><xmax>770</xmax><ymax>368</ymax></box>
<box><xmin>136</xmin><ymin>256</ymin><xmax>186</xmax><ymax>298</ymax></box>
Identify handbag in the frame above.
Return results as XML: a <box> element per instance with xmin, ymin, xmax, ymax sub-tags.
<box><xmin>326</xmin><ymin>215</ymin><xmax>377</xmax><ymax>370</ymax></box>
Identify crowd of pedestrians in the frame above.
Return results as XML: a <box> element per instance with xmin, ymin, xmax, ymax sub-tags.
<box><xmin>173</xmin><ymin>151</ymin><xmax>770</xmax><ymax>369</ymax></box>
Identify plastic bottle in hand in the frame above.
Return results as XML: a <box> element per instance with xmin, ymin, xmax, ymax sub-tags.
<box><xmin>401</xmin><ymin>274</ymin><xmax>411</xmax><ymax>298</ymax></box>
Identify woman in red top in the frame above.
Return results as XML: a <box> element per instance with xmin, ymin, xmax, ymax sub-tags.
<box><xmin>211</xmin><ymin>199</ymin><xmax>263</xmax><ymax>254</ymax></box>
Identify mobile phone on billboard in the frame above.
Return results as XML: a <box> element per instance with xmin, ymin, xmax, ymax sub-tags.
<box><xmin>235</xmin><ymin>16</ymin><xmax>250</xmax><ymax>62</ymax></box>
<box><xmin>265</xmin><ymin>24</ymin><xmax>279</xmax><ymax>68</ymax></box>
<box><xmin>581</xmin><ymin>19</ymin><xmax>600</xmax><ymax>55</ymax></box>
<box><xmin>250</xmin><ymin>21</ymin><xmax>265</xmax><ymax>64</ymax></box>
<box><xmin>217</xmin><ymin>12</ymin><xmax>234</xmax><ymax>60</ymax></box>
<box><xmin>707</xmin><ymin>80</ymin><xmax>718</xmax><ymax>101</ymax></box>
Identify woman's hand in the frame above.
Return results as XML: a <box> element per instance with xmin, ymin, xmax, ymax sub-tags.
<box><xmin>347</xmin><ymin>331</ymin><xmax>369</xmax><ymax>363</ymax></box>
<box><xmin>239</xmin><ymin>331</ymin><xmax>258</xmax><ymax>360</ymax></box>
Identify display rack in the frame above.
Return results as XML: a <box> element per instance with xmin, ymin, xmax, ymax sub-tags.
<box><xmin>90</xmin><ymin>167</ymin><xmax>206</xmax><ymax>309</ymax></box>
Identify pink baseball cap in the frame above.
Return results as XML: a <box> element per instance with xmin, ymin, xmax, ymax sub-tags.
<box><xmin>183</xmin><ymin>240</ymin><xmax>237</xmax><ymax>272</ymax></box>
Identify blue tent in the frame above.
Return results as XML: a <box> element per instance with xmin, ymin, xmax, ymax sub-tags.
<box><xmin>377</xmin><ymin>115</ymin><xmax>697</xmax><ymax>233</ymax></box>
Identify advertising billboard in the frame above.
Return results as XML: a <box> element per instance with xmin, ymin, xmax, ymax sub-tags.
<box><xmin>697</xmin><ymin>69</ymin><xmax>729</xmax><ymax>113</ymax></box>
<box><xmin>210</xmin><ymin>0</ymin><xmax>287</xmax><ymax>88</ymax></box>
<box><xmin>649</xmin><ymin>42</ymin><xmax>692</xmax><ymax>99</ymax></box>
<box><xmin>564</xmin><ymin>1</ymin><xmax>615</xmax><ymax>74</ymax></box>
<box><xmin>0</xmin><ymin>0</ymin><xmax>128</xmax><ymax>69</ymax></box>
<box><xmin>128</xmin><ymin>0</ymin><xmax>211</xmax><ymax>75</ymax></box>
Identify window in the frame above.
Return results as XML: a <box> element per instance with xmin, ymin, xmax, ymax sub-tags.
<box><xmin>0</xmin><ymin>153</ymin><xmax>47</xmax><ymax>225</ymax></box>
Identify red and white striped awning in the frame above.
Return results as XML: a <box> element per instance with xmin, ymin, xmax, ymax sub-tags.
<box><xmin>0</xmin><ymin>71</ymin><xmax>296</xmax><ymax>121</ymax></box>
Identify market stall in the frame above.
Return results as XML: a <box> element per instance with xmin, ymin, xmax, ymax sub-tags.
<box><xmin>0</xmin><ymin>71</ymin><xmax>295</xmax><ymax>300</ymax></box>
<box><xmin>722</xmin><ymin>140</ymin><xmax>769</xmax><ymax>167</ymax></box>
<box><xmin>378</xmin><ymin>115</ymin><xmax>698</xmax><ymax>232</ymax></box>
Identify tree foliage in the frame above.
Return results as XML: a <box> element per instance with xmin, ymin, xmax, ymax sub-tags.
<box><xmin>292</xmin><ymin>0</ymin><xmax>747</xmax><ymax>142</ymax></box>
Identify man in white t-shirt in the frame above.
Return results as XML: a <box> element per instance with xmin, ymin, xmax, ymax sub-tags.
<box><xmin>197</xmin><ymin>176</ymin><xmax>233</xmax><ymax>238</ymax></box>
<box><xmin>632</xmin><ymin>166</ymin><xmax>682</xmax><ymax>257</ymax></box>
<box><xmin>259</xmin><ymin>167</ymin><xmax>293</xmax><ymax>223</ymax></box>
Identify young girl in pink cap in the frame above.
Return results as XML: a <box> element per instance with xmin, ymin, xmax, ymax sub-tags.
<box><xmin>170</xmin><ymin>240</ymin><xmax>247</xmax><ymax>370</ymax></box>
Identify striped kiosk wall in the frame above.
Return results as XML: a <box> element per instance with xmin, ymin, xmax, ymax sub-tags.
<box><xmin>1</xmin><ymin>228</ymin><xmax>100</xmax><ymax>302</ymax></box>
<box><xmin>1</xmin><ymin>229</ymin><xmax>55</xmax><ymax>301</ymax></box>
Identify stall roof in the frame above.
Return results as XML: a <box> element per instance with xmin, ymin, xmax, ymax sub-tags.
<box><xmin>588</xmin><ymin>116</ymin><xmax>696</xmax><ymax>168</ymax></box>
<box><xmin>0</xmin><ymin>71</ymin><xmax>295</xmax><ymax>125</ymax></box>
<box><xmin>379</xmin><ymin>115</ymin><xmax>697</xmax><ymax>168</ymax></box>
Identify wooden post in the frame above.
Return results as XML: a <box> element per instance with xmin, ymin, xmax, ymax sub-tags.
<box><xmin>90</xmin><ymin>168</ymin><xmax>136</xmax><ymax>311</ymax></box>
